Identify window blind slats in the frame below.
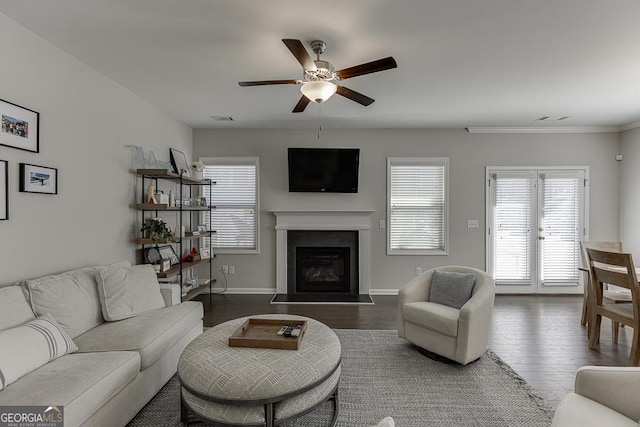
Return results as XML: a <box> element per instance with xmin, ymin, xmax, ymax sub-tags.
<box><xmin>388</xmin><ymin>159</ymin><xmax>447</xmax><ymax>253</ymax></box>
<box><xmin>541</xmin><ymin>174</ymin><xmax>583</xmax><ymax>283</ymax></box>
<box><xmin>202</xmin><ymin>161</ymin><xmax>258</xmax><ymax>251</ymax></box>
<box><xmin>492</xmin><ymin>174</ymin><xmax>535</xmax><ymax>284</ymax></box>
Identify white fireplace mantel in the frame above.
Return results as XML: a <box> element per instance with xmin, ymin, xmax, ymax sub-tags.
<box><xmin>271</xmin><ymin>210</ymin><xmax>375</xmax><ymax>295</ymax></box>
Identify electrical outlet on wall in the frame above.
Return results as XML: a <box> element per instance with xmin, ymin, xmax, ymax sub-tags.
<box><xmin>229</xmin><ymin>265</ymin><xmax>235</xmax><ymax>275</ymax></box>
<box><xmin>415</xmin><ymin>267</ymin><xmax>422</xmax><ymax>276</ymax></box>
<box><xmin>222</xmin><ymin>265</ymin><xmax>229</xmax><ymax>274</ymax></box>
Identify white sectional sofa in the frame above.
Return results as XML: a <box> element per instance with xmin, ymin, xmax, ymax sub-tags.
<box><xmin>0</xmin><ymin>262</ymin><xmax>203</xmax><ymax>427</ymax></box>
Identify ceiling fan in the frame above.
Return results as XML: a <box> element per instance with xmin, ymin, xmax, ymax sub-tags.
<box><xmin>238</xmin><ymin>39</ymin><xmax>397</xmax><ymax>113</ymax></box>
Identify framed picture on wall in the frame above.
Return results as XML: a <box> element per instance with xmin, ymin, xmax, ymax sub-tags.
<box><xmin>0</xmin><ymin>99</ymin><xmax>39</xmax><ymax>153</ymax></box>
<box><xmin>0</xmin><ymin>160</ymin><xmax>7</xmax><ymax>220</ymax></box>
<box><xmin>19</xmin><ymin>163</ymin><xmax>58</xmax><ymax>195</ymax></box>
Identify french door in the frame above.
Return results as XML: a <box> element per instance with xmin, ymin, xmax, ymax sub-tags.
<box><xmin>486</xmin><ymin>167</ymin><xmax>588</xmax><ymax>294</ymax></box>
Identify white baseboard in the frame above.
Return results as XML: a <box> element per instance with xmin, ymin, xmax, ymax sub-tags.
<box><xmin>212</xmin><ymin>287</ymin><xmax>276</xmax><ymax>295</ymax></box>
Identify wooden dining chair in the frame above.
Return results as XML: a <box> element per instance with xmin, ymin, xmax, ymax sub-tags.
<box><xmin>586</xmin><ymin>248</ymin><xmax>640</xmax><ymax>366</ymax></box>
<box><xmin>580</xmin><ymin>241</ymin><xmax>623</xmax><ymax>326</ymax></box>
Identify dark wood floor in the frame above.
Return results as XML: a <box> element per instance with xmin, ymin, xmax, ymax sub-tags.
<box><xmin>194</xmin><ymin>293</ymin><xmax>633</xmax><ymax>408</ymax></box>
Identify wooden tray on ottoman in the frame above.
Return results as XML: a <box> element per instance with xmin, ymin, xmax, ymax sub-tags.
<box><xmin>228</xmin><ymin>318</ymin><xmax>307</xmax><ymax>350</ymax></box>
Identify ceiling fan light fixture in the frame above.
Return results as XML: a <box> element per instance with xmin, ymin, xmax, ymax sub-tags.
<box><xmin>300</xmin><ymin>80</ymin><xmax>337</xmax><ymax>103</ymax></box>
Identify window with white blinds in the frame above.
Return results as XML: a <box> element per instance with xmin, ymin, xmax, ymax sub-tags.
<box><xmin>540</xmin><ymin>172</ymin><xmax>584</xmax><ymax>284</ymax></box>
<box><xmin>387</xmin><ymin>158</ymin><xmax>448</xmax><ymax>255</ymax></box>
<box><xmin>491</xmin><ymin>172</ymin><xmax>536</xmax><ymax>284</ymax></box>
<box><xmin>201</xmin><ymin>158</ymin><xmax>259</xmax><ymax>253</ymax></box>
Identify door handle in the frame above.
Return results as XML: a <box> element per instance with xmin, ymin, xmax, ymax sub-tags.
<box><xmin>538</xmin><ymin>236</ymin><xmax>545</xmax><ymax>240</ymax></box>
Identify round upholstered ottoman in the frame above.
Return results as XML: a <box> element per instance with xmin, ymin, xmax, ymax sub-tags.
<box><xmin>178</xmin><ymin>314</ymin><xmax>342</xmax><ymax>427</ymax></box>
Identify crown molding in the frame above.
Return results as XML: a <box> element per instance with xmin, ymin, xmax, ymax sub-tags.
<box><xmin>465</xmin><ymin>126</ymin><xmax>620</xmax><ymax>134</ymax></box>
<box><xmin>619</xmin><ymin>120</ymin><xmax>640</xmax><ymax>132</ymax></box>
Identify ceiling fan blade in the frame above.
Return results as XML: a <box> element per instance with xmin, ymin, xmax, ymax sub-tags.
<box><xmin>336</xmin><ymin>86</ymin><xmax>375</xmax><ymax>106</ymax></box>
<box><xmin>336</xmin><ymin>57</ymin><xmax>397</xmax><ymax>80</ymax></box>
<box><xmin>292</xmin><ymin>96</ymin><xmax>311</xmax><ymax>113</ymax></box>
<box><xmin>282</xmin><ymin>39</ymin><xmax>317</xmax><ymax>71</ymax></box>
<box><xmin>238</xmin><ymin>79</ymin><xmax>299</xmax><ymax>87</ymax></box>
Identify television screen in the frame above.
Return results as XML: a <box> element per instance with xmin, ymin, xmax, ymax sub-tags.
<box><xmin>288</xmin><ymin>148</ymin><xmax>360</xmax><ymax>193</ymax></box>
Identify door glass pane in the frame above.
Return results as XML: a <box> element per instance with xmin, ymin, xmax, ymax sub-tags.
<box><xmin>540</xmin><ymin>173</ymin><xmax>584</xmax><ymax>284</ymax></box>
<box><xmin>492</xmin><ymin>174</ymin><xmax>535</xmax><ymax>284</ymax></box>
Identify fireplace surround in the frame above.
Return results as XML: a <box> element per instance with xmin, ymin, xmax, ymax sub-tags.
<box><xmin>271</xmin><ymin>210</ymin><xmax>374</xmax><ymax>301</ymax></box>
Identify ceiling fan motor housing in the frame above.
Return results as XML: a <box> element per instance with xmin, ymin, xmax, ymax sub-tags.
<box><xmin>305</xmin><ymin>60</ymin><xmax>336</xmax><ymax>82</ymax></box>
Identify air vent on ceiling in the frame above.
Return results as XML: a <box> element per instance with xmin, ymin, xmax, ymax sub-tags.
<box><xmin>535</xmin><ymin>116</ymin><xmax>569</xmax><ymax>121</ymax></box>
<box><xmin>211</xmin><ymin>116</ymin><xmax>234</xmax><ymax>121</ymax></box>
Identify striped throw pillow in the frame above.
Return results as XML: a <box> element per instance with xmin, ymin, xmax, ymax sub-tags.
<box><xmin>0</xmin><ymin>313</ymin><xmax>78</xmax><ymax>390</ymax></box>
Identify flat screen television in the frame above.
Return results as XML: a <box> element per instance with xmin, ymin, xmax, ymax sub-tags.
<box><xmin>288</xmin><ymin>148</ymin><xmax>360</xmax><ymax>193</ymax></box>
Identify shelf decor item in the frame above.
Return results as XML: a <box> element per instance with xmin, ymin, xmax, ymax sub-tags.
<box><xmin>19</xmin><ymin>163</ymin><xmax>57</xmax><ymax>195</ymax></box>
<box><xmin>191</xmin><ymin>160</ymin><xmax>205</xmax><ymax>180</ymax></box>
<box><xmin>145</xmin><ymin>245</ymin><xmax>179</xmax><ymax>266</ymax></box>
<box><xmin>169</xmin><ymin>148</ymin><xmax>191</xmax><ymax>178</ymax></box>
<box><xmin>140</xmin><ymin>218</ymin><xmax>174</xmax><ymax>243</ymax></box>
<box><xmin>0</xmin><ymin>99</ymin><xmax>39</xmax><ymax>153</ymax></box>
<box><xmin>0</xmin><ymin>160</ymin><xmax>7</xmax><ymax>220</ymax></box>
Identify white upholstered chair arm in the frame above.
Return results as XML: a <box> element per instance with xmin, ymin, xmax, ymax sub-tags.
<box><xmin>159</xmin><ymin>283</ymin><xmax>181</xmax><ymax>307</ymax></box>
<box><xmin>573</xmin><ymin>366</ymin><xmax>640</xmax><ymax>421</ymax></box>
<box><xmin>397</xmin><ymin>271</ymin><xmax>434</xmax><ymax>337</ymax></box>
<box><xmin>456</xmin><ymin>278</ymin><xmax>495</xmax><ymax>363</ymax></box>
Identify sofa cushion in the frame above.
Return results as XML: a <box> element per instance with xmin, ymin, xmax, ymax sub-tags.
<box><xmin>26</xmin><ymin>261</ymin><xmax>131</xmax><ymax>338</ymax></box>
<box><xmin>97</xmin><ymin>264</ymin><xmax>166</xmax><ymax>321</ymax></box>
<box><xmin>552</xmin><ymin>392</ymin><xmax>637</xmax><ymax>427</ymax></box>
<box><xmin>0</xmin><ymin>313</ymin><xmax>78</xmax><ymax>390</ymax></box>
<box><xmin>0</xmin><ymin>351</ymin><xmax>140</xmax><ymax>427</ymax></box>
<box><xmin>75</xmin><ymin>301</ymin><xmax>203</xmax><ymax>369</ymax></box>
<box><xmin>0</xmin><ymin>285</ymin><xmax>34</xmax><ymax>331</ymax></box>
<box><xmin>402</xmin><ymin>301</ymin><xmax>459</xmax><ymax>337</ymax></box>
<box><xmin>429</xmin><ymin>270</ymin><xmax>476</xmax><ymax>309</ymax></box>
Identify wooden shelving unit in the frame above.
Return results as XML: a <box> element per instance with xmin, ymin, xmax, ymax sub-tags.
<box><xmin>135</xmin><ymin>168</ymin><xmax>215</xmax><ymax>302</ymax></box>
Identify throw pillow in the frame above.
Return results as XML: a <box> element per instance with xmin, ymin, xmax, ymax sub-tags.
<box><xmin>0</xmin><ymin>313</ymin><xmax>78</xmax><ymax>390</ymax></box>
<box><xmin>97</xmin><ymin>264</ymin><xmax>166</xmax><ymax>321</ymax></box>
<box><xmin>26</xmin><ymin>261</ymin><xmax>132</xmax><ymax>338</ymax></box>
<box><xmin>0</xmin><ymin>285</ymin><xmax>35</xmax><ymax>331</ymax></box>
<box><xmin>429</xmin><ymin>270</ymin><xmax>476</xmax><ymax>309</ymax></box>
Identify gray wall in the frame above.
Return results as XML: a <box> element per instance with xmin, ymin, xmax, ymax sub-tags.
<box><xmin>0</xmin><ymin>13</ymin><xmax>192</xmax><ymax>284</ymax></box>
<box><xmin>194</xmin><ymin>128</ymin><xmax>620</xmax><ymax>293</ymax></box>
<box><xmin>620</xmin><ymin>127</ymin><xmax>640</xmax><ymax>255</ymax></box>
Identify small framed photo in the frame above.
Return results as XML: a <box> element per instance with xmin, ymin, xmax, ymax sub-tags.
<box><xmin>19</xmin><ymin>163</ymin><xmax>57</xmax><ymax>195</ymax></box>
<box><xmin>197</xmin><ymin>225</ymin><xmax>207</xmax><ymax>232</ymax></box>
<box><xmin>0</xmin><ymin>99</ymin><xmax>39</xmax><ymax>153</ymax></box>
<box><xmin>199</xmin><ymin>247</ymin><xmax>211</xmax><ymax>259</ymax></box>
<box><xmin>145</xmin><ymin>245</ymin><xmax>179</xmax><ymax>266</ymax></box>
<box><xmin>0</xmin><ymin>160</ymin><xmax>7</xmax><ymax>220</ymax></box>
<box><xmin>169</xmin><ymin>148</ymin><xmax>191</xmax><ymax>178</ymax></box>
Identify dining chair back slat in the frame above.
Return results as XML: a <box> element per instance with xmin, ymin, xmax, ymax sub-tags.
<box><xmin>586</xmin><ymin>248</ymin><xmax>640</xmax><ymax>366</ymax></box>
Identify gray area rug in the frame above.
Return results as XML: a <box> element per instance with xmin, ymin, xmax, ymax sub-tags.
<box><xmin>129</xmin><ymin>329</ymin><xmax>554</xmax><ymax>426</ymax></box>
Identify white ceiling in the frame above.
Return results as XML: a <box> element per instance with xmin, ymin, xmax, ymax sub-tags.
<box><xmin>1</xmin><ymin>0</ymin><xmax>640</xmax><ymax>130</ymax></box>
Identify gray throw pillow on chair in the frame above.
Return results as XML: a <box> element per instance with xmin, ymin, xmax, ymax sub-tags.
<box><xmin>429</xmin><ymin>270</ymin><xmax>476</xmax><ymax>309</ymax></box>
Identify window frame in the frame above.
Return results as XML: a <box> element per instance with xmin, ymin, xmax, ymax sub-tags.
<box><xmin>386</xmin><ymin>157</ymin><xmax>449</xmax><ymax>256</ymax></box>
<box><xmin>201</xmin><ymin>156</ymin><xmax>260</xmax><ymax>255</ymax></box>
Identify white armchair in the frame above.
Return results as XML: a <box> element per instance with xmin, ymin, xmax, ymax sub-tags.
<box><xmin>552</xmin><ymin>366</ymin><xmax>640</xmax><ymax>426</ymax></box>
<box><xmin>397</xmin><ymin>266</ymin><xmax>495</xmax><ymax>365</ymax></box>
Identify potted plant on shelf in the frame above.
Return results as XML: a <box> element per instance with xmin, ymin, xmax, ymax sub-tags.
<box><xmin>140</xmin><ymin>218</ymin><xmax>175</xmax><ymax>243</ymax></box>
<box><xmin>191</xmin><ymin>161</ymin><xmax>205</xmax><ymax>180</ymax></box>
